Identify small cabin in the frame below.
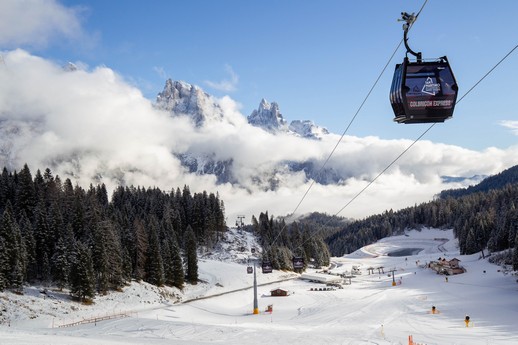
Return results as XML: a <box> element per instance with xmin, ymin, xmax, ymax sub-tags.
<box><xmin>429</xmin><ymin>257</ymin><xmax>465</xmax><ymax>275</ymax></box>
<box><xmin>270</xmin><ymin>288</ymin><xmax>289</xmax><ymax>297</ymax></box>
<box><xmin>448</xmin><ymin>258</ymin><xmax>461</xmax><ymax>269</ymax></box>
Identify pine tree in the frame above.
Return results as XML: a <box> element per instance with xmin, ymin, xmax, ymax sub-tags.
<box><xmin>132</xmin><ymin>219</ymin><xmax>148</xmax><ymax>281</ymax></box>
<box><xmin>184</xmin><ymin>225</ymin><xmax>198</xmax><ymax>285</ymax></box>
<box><xmin>104</xmin><ymin>222</ymin><xmax>124</xmax><ymax>290</ymax></box>
<box><xmin>0</xmin><ymin>237</ymin><xmax>8</xmax><ymax>291</ymax></box>
<box><xmin>161</xmin><ymin>239</ymin><xmax>174</xmax><ymax>286</ymax></box>
<box><xmin>69</xmin><ymin>242</ymin><xmax>95</xmax><ymax>302</ymax></box>
<box><xmin>90</xmin><ymin>217</ymin><xmax>109</xmax><ymax>293</ymax></box>
<box><xmin>41</xmin><ymin>252</ymin><xmax>51</xmax><ymax>283</ymax></box>
<box><xmin>51</xmin><ymin>237</ymin><xmax>70</xmax><ymax>290</ymax></box>
<box><xmin>15</xmin><ymin>164</ymin><xmax>36</xmax><ymax>221</ymax></box>
<box><xmin>170</xmin><ymin>232</ymin><xmax>184</xmax><ymax>289</ymax></box>
<box><xmin>0</xmin><ymin>203</ymin><xmax>26</xmax><ymax>289</ymax></box>
<box><xmin>33</xmin><ymin>201</ymin><xmax>50</xmax><ymax>278</ymax></box>
<box><xmin>19</xmin><ymin>211</ymin><xmax>36</xmax><ymax>282</ymax></box>
<box><xmin>0</xmin><ymin>168</ymin><xmax>9</xmax><ymax>210</ymax></box>
<box><xmin>145</xmin><ymin>218</ymin><xmax>164</xmax><ymax>286</ymax></box>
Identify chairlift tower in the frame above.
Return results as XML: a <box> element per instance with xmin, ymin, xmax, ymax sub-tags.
<box><xmin>253</xmin><ymin>263</ymin><xmax>259</xmax><ymax>314</ymax></box>
<box><xmin>389</xmin><ymin>269</ymin><xmax>397</xmax><ymax>286</ymax></box>
<box><xmin>236</xmin><ymin>215</ymin><xmax>245</xmax><ymax>228</ymax></box>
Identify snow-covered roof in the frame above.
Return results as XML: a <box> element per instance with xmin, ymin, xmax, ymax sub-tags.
<box><xmin>300</xmin><ymin>272</ymin><xmax>342</xmax><ymax>283</ymax></box>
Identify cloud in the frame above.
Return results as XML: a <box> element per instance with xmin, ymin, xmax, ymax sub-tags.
<box><xmin>204</xmin><ymin>65</ymin><xmax>239</xmax><ymax>92</ymax></box>
<box><xmin>0</xmin><ymin>0</ymin><xmax>87</xmax><ymax>48</ymax></box>
<box><xmin>153</xmin><ymin>66</ymin><xmax>167</xmax><ymax>79</ymax></box>
<box><xmin>1</xmin><ymin>49</ymin><xmax>518</xmax><ymax>225</ymax></box>
<box><xmin>499</xmin><ymin>120</ymin><xmax>518</xmax><ymax>135</ymax></box>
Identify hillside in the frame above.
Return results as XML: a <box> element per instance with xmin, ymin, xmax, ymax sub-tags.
<box><xmin>1</xmin><ymin>228</ymin><xmax>517</xmax><ymax>344</ymax></box>
<box><xmin>439</xmin><ymin>164</ymin><xmax>518</xmax><ymax>198</ymax></box>
<box><xmin>325</xmin><ymin>165</ymin><xmax>518</xmax><ymax>265</ymax></box>
<box><xmin>0</xmin><ymin>228</ymin><xmax>296</xmax><ymax>326</ymax></box>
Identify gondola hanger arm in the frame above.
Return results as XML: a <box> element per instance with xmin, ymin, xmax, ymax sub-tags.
<box><xmin>399</xmin><ymin>12</ymin><xmax>422</xmax><ymax>62</ymax></box>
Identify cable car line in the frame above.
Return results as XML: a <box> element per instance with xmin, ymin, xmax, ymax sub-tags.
<box><xmin>260</xmin><ymin>0</ymin><xmax>430</xmax><ymax>266</ymax></box>
<box><xmin>286</xmin><ymin>0</ymin><xmax>429</xmax><ymax>221</ymax></box>
<box><xmin>297</xmin><ymin>41</ymin><xmax>518</xmax><ymax>251</ymax></box>
<box><xmin>456</xmin><ymin>44</ymin><xmax>518</xmax><ymax>105</ymax></box>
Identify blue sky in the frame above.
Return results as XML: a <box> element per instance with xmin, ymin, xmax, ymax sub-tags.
<box><xmin>13</xmin><ymin>0</ymin><xmax>516</xmax><ymax>151</ymax></box>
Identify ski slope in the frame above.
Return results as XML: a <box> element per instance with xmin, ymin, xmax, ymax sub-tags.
<box><xmin>1</xmin><ymin>228</ymin><xmax>517</xmax><ymax>344</ymax></box>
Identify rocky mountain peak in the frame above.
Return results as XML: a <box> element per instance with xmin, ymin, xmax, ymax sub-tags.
<box><xmin>289</xmin><ymin>120</ymin><xmax>329</xmax><ymax>140</ymax></box>
<box><xmin>247</xmin><ymin>98</ymin><xmax>288</xmax><ymax>132</ymax></box>
<box><xmin>155</xmin><ymin>79</ymin><xmax>224</xmax><ymax>126</ymax></box>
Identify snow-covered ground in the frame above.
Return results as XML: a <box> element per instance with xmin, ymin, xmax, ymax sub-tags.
<box><xmin>1</xmin><ymin>228</ymin><xmax>517</xmax><ymax>344</ymax></box>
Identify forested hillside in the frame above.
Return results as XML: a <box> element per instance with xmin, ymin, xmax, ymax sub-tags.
<box><xmin>440</xmin><ymin>165</ymin><xmax>518</xmax><ymax>198</ymax></box>
<box><xmin>0</xmin><ymin>164</ymin><xmax>226</xmax><ymax>301</ymax></box>
<box><xmin>251</xmin><ymin>212</ymin><xmax>331</xmax><ymax>270</ymax></box>
<box><xmin>326</xmin><ymin>169</ymin><xmax>518</xmax><ymax>270</ymax></box>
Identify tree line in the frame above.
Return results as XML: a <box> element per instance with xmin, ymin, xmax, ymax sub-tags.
<box><xmin>326</xmin><ymin>180</ymin><xmax>518</xmax><ymax>270</ymax></box>
<box><xmin>0</xmin><ymin>164</ymin><xmax>226</xmax><ymax>301</ymax></box>
<box><xmin>440</xmin><ymin>165</ymin><xmax>518</xmax><ymax>199</ymax></box>
<box><xmin>251</xmin><ymin>211</ymin><xmax>331</xmax><ymax>270</ymax></box>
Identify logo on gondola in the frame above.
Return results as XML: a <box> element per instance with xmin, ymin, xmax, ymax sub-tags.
<box><xmin>422</xmin><ymin>77</ymin><xmax>441</xmax><ymax>95</ymax></box>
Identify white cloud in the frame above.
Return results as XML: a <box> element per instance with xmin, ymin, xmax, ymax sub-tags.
<box><xmin>1</xmin><ymin>49</ymin><xmax>518</xmax><ymax>224</ymax></box>
<box><xmin>0</xmin><ymin>0</ymin><xmax>87</xmax><ymax>48</ymax></box>
<box><xmin>204</xmin><ymin>65</ymin><xmax>239</xmax><ymax>92</ymax></box>
<box><xmin>153</xmin><ymin>66</ymin><xmax>167</xmax><ymax>79</ymax></box>
<box><xmin>499</xmin><ymin>120</ymin><xmax>518</xmax><ymax>135</ymax></box>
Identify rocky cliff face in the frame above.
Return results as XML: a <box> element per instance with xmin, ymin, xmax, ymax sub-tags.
<box><xmin>247</xmin><ymin>98</ymin><xmax>288</xmax><ymax>132</ymax></box>
<box><xmin>155</xmin><ymin>79</ymin><xmax>225</xmax><ymax>126</ymax></box>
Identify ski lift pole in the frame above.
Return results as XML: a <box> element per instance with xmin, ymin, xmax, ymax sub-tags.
<box><xmin>253</xmin><ymin>263</ymin><xmax>259</xmax><ymax>314</ymax></box>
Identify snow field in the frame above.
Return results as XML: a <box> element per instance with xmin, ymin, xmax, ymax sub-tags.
<box><xmin>1</xmin><ymin>228</ymin><xmax>517</xmax><ymax>344</ymax></box>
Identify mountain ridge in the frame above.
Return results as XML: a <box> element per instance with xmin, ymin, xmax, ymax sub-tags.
<box><xmin>155</xmin><ymin>79</ymin><xmax>333</xmax><ymax>185</ymax></box>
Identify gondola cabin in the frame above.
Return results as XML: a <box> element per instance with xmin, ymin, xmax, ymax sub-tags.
<box><xmin>390</xmin><ymin>56</ymin><xmax>458</xmax><ymax>124</ymax></box>
<box><xmin>292</xmin><ymin>257</ymin><xmax>304</xmax><ymax>270</ymax></box>
<box><xmin>262</xmin><ymin>261</ymin><xmax>273</xmax><ymax>274</ymax></box>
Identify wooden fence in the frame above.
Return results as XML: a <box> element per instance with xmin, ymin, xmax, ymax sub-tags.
<box><xmin>56</xmin><ymin>312</ymin><xmax>131</xmax><ymax>328</ymax></box>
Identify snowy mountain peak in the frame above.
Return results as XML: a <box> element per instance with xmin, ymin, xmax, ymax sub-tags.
<box><xmin>63</xmin><ymin>62</ymin><xmax>78</xmax><ymax>72</ymax></box>
<box><xmin>289</xmin><ymin>120</ymin><xmax>329</xmax><ymax>140</ymax></box>
<box><xmin>247</xmin><ymin>98</ymin><xmax>288</xmax><ymax>132</ymax></box>
<box><xmin>155</xmin><ymin>79</ymin><xmax>224</xmax><ymax>126</ymax></box>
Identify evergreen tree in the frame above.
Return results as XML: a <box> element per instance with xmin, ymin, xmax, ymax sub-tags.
<box><xmin>0</xmin><ymin>167</ymin><xmax>11</xmax><ymax>211</ymax></box>
<box><xmin>145</xmin><ymin>218</ymin><xmax>164</xmax><ymax>286</ymax></box>
<box><xmin>15</xmin><ymin>164</ymin><xmax>36</xmax><ymax>220</ymax></box>
<box><xmin>184</xmin><ymin>225</ymin><xmax>198</xmax><ymax>285</ymax></box>
<box><xmin>513</xmin><ymin>233</ymin><xmax>518</xmax><ymax>271</ymax></box>
<box><xmin>41</xmin><ymin>252</ymin><xmax>51</xmax><ymax>283</ymax></box>
<box><xmin>33</xmin><ymin>201</ymin><xmax>50</xmax><ymax>278</ymax></box>
<box><xmin>161</xmin><ymin>239</ymin><xmax>174</xmax><ymax>286</ymax></box>
<box><xmin>19</xmin><ymin>212</ymin><xmax>36</xmax><ymax>282</ymax></box>
<box><xmin>170</xmin><ymin>232</ymin><xmax>184</xmax><ymax>289</ymax></box>
<box><xmin>132</xmin><ymin>219</ymin><xmax>148</xmax><ymax>281</ymax></box>
<box><xmin>90</xmin><ymin>217</ymin><xmax>109</xmax><ymax>293</ymax></box>
<box><xmin>0</xmin><ymin>203</ymin><xmax>26</xmax><ymax>289</ymax></box>
<box><xmin>51</xmin><ymin>237</ymin><xmax>70</xmax><ymax>290</ymax></box>
<box><xmin>104</xmin><ymin>222</ymin><xmax>124</xmax><ymax>290</ymax></box>
<box><xmin>69</xmin><ymin>242</ymin><xmax>95</xmax><ymax>302</ymax></box>
<box><xmin>0</xmin><ymin>237</ymin><xmax>8</xmax><ymax>291</ymax></box>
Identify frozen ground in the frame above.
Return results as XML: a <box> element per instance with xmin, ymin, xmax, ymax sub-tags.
<box><xmin>1</xmin><ymin>228</ymin><xmax>517</xmax><ymax>345</ymax></box>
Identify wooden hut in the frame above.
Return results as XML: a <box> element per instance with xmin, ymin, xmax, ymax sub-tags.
<box><xmin>270</xmin><ymin>288</ymin><xmax>289</xmax><ymax>297</ymax></box>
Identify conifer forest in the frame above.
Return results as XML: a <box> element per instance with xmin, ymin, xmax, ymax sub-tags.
<box><xmin>0</xmin><ymin>164</ymin><xmax>225</xmax><ymax>301</ymax></box>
